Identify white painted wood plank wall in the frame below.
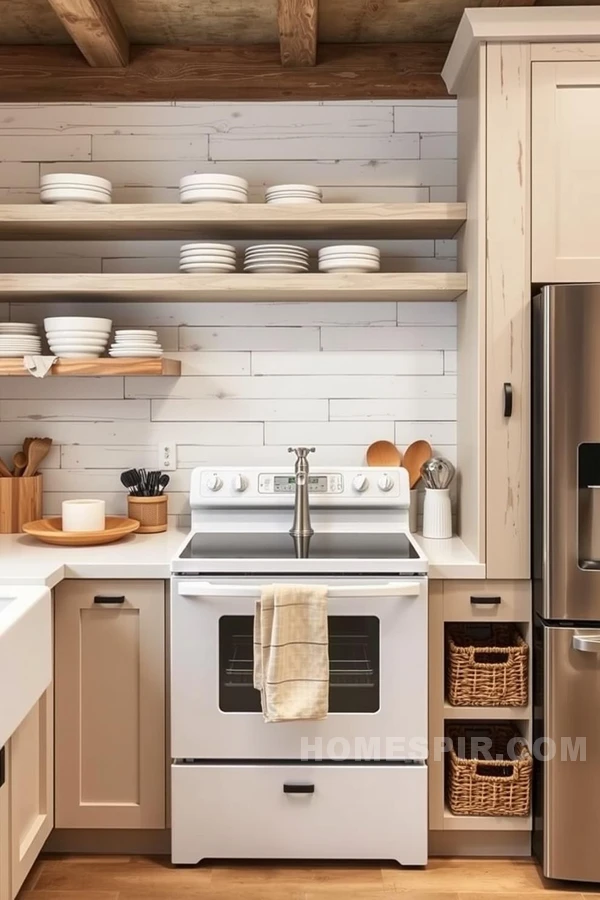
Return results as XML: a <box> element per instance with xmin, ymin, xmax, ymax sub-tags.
<box><xmin>0</xmin><ymin>100</ymin><xmax>457</xmax><ymax>522</ymax></box>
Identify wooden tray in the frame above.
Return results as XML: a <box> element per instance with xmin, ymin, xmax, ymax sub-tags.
<box><xmin>22</xmin><ymin>516</ymin><xmax>140</xmax><ymax>546</ymax></box>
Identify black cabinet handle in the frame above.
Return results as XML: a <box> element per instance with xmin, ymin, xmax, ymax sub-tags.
<box><xmin>503</xmin><ymin>382</ymin><xmax>513</xmax><ymax>418</ymax></box>
<box><xmin>283</xmin><ymin>783</ymin><xmax>315</xmax><ymax>794</ymax></box>
<box><xmin>0</xmin><ymin>746</ymin><xmax>4</xmax><ymax>789</ymax></box>
<box><xmin>93</xmin><ymin>595</ymin><xmax>125</xmax><ymax>604</ymax></box>
<box><xmin>470</xmin><ymin>595</ymin><xmax>502</xmax><ymax>605</ymax></box>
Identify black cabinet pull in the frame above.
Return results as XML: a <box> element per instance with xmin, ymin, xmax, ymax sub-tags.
<box><xmin>93</xmin><ymin>595</ymin><xmax>125</xmax><ymax>604</ymax></box>
<box><xmin>0</xmin><ymin>746</ymin><xmax>4</xmax><ymax>789</ymax></box>
<box><xmin>503</xmin><ymin>382</ymin><xmax>513</xmax><ymax>418</ymax></box>
<box><xmin>470</xmin><ymin>595</ymin><xmax>502</xmax><ymax>605</ymax></box>
<box><xmin>283</xmin><ymin>783</ymin><xmax>315</xmax><ymax>794</ymax></box>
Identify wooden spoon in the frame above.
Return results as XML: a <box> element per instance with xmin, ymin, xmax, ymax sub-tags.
<box><xmin>23</xmin><ymin>437</ymin><xmax>52</xmax><ymax>478</ymax></box>
<box><xmin>12</xmin><ymin>451</ymin><xmax>27</xmax><ymax>477</ymax></box>
<box><xmin>403</xmin><ymin>439</ymin><xmax>433</xmax><ymax>489</ymax></box>
<box><xmin>366</xmin><ymin>440</ymin><xmax>402</xmax><ymax>467</ymax></box>
<box><xmin>0</xmin><ymin>456</ymin><xmax>12</xmax><ymax>478</ymax></box>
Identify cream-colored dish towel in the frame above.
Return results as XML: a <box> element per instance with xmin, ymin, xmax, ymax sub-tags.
<box><xmin>253</xmin><ymin>583</ymin><xmax>329</xmax><ymax>723</ymax></box>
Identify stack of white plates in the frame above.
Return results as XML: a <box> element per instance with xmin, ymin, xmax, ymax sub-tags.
<box><xmin>265</xmin><ymin>183</ymin><xmax>322</xmax><ymax>206</ymax></box>
<box><xmin>243</xmin><ymin>244</ymin><xmax>309</xmax><ymax>273</ymax></box>
<box><xmin>179</xmin><ymin>243</ymin><xmax>237</xmax><ymax>273</ymax></box>
<box><xmin>44</xmin><ymin>317</ymin><xmax>112</xmax><ymax>359</ymax></box>
<box><xmin>179</xmin><ymin>174</ymin><xmax>248</xmax><ymax>204</ymax></box>
<box><xmin>318</xmin><ymin>245</ymin><xmax>381</xmax><ymax>273</ymax></box>
<box><xmin>0</xmin><ymin>322</ymin><xmax>41</xmax><ymax>357</ymax></box>
<box><xmin>109</xmin><ymin>330</ymin><xmax>163</xmax><ymax>358</ymax></box>
<box><xmin>40</xmin><ymin>174</ymin><xmax>112</xmax><ymax>205</ymax></box>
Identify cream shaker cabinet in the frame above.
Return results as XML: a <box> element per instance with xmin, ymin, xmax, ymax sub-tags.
<box><xmin>54</xmin><ymin>580</ymin><xmax>166</xmax><ymax>829</ymax></box>
<box><xmin>532</xmin><ymin>60</ymin><xmax>600</xmax><ymax>283</ymax></box>
<box><xmin>10</xmin><ymin>688</ymin><xmax>53</xmax><ymax>897</ymax></box>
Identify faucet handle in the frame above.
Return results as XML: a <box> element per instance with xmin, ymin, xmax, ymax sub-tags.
<box><xmin>288</xmin><ymin>447</ymin><xmax>316</xmax><ymax>459</ymax></box>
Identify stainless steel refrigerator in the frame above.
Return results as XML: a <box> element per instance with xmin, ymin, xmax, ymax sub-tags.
<box><xmin>533</xmin><ymin>284</ymin><xmax>600</xmax><ymax>882</ymax></box>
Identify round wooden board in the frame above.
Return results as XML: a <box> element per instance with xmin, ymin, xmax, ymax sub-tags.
<box><xmin>22</xmin><ymin>515</ymin><xmax>140</xmax><ymax>546</ymax></box>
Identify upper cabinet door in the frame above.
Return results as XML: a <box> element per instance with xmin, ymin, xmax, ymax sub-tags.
<box><xmin>532</xmin><ymin>61</ymin><xmax>600</xmax><ymax>282</ymax></box>
<box><xmin>54</xmin><ymin>580</ymin><xmax>166</xmax><ymax>829</ymax></box>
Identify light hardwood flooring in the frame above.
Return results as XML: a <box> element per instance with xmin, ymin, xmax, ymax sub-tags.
<box><xmin>16</xmin><ymin>856</ymin><xmax>600</xmax><ymax>900</ymax></box>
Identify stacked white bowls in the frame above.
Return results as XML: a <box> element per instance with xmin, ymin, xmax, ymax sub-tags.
<box><xmin>40</xmin><ymin>174</ymin><xmax>112</xmax><ymax>205</ymax></box>
<box><xmin>265</xmin><ymin>183</ymin><xmax>322</xmax><ymax>205</ymax></box>
<box><xmin>109</xmin><ymin>330</ymin><xmax>163</xmax><ymax>359</ymax></box>
<box><xmin>244</xmin><ymin>244</ymin><xmax>309</xmax><ymax>274</ymax></box>
<box><xmin>318</xmin><ymin>245</ymin><xmax>381</xmax><ymax>273</ymax></box>
<box><xmin>44</xmin><ymin>317</ymin><xmax>112</xmax><ymax>359</ymax></box>
<box><xmin>179</xmin><ymin>174</ymin><xmax>248</xmax><ymax>204</ymax></box>
<box><xmin>179</xmin><ymin>243</ymin><xmax>237</xmax><ymax>273</ymax></box>
<box><xmin>0</xmin><ymin>322</ymin><xmax>41</xmax><ymax>357</ymax></box>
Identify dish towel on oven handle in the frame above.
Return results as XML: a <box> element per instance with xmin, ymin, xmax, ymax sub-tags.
<box><xmin>253</xmin><ymin>583</ymin><xmax>329</xmax><ymax>722</ymax></box>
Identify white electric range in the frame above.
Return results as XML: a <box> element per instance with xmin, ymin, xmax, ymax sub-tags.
<box><xmin>170</xmin><ymin>465</ymin><xmax>428</xmax><ymax>866</ymax></box>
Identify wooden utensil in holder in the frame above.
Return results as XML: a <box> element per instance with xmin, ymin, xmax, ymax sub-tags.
<box><xmin>0</xmin><ymin>474</ymin><xmax>42</xmax><ymax>533</ymax></box>
<box><xmin>127</xmin><ymin>495</ymin><xmax>168</xmax><ymax>533</ymax></box>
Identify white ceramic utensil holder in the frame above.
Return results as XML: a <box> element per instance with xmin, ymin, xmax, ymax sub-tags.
<box><xmin>62</xmin><ymin>499</ymin><xmax>105</xmax><ymax>532</ymax></box>
<box><xmin>422</xmin><ymin>488</ymin><xmax>452</xmax><ymax>540</ymax></box>
<box><xmin>409</xmin><ymin>489</ymin><xmax>419</xmax><ymax>533</ymax></box>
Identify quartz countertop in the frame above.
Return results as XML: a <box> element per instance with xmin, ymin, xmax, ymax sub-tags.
<box><xmin>0</xmin><ymin>528</ymin><xmax>484</xmax><ymax>586</ymax></box>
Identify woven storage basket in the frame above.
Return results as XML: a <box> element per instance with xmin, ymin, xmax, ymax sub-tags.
<box><xmin>446</xmin><ymin>724</ymin><xmax>532</xmax><ymax>817</ymax></box>
<box><xmin>446</xmin><ymin>623</ymin><xmax>528</xmax><ymax>707</ymax></box>
<box><xmin>127</xmin><ymin>495</ymin><xmax>168</xmax><ymax>534</ymax></box>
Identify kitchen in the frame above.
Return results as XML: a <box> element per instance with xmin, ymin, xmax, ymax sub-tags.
<box><xmin>0</xmin><ymin>1</ymin><xmax>599</xmax><ymax>897</ymax></box>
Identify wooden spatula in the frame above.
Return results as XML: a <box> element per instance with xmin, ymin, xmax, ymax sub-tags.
<box><xmin>12</xmin><ymin>451</ymin><xmax>27</xmax><ymax>477</ymax></box>
<box><xmin>0</xmin><ymin>456</ymin><xmax>12</xmax><ymax>478</ymax></box>
<box><xmin>366</xmin><ymin>440</ymin><xmax>402</xmax><ymax>467</ymax></box>
<box><xmin>23</xmin><ymin>437</ymin><xmax>52</xmax><ymax>478</ymax></box>
<box><xmin>403</xmin><ymin>440</ymin><xmax>433</xmax><ymax>489</ymax></box>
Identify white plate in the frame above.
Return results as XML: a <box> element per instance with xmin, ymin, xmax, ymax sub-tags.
<box><xmin>45</xmin><ymin>317</ymin><xmax>112</xmax><ymax>331</ymax></box>
<box><xmin>53</xmin><ymin>352</ymin><xmax>104</xmax><ymax>359</ymax></box>
<box><xmin>179</xmin><ymin>193</ymin><xmax>247</xmax><ymax>205</ymax></box>
<box><xmin>245</xmin><ymin>251</ymin><xmax>308</xmax><ymax>260</ymax></box>
<box><xmin>0</xmin><ymin>323</ymin><xmax>38</xmax><ymax>332</ymax></box>
<box><xmin>246</xmin><ymin>244</ymin><xmax>308</xmax><ymax>253</ymax></box>
<box><xmin>41</xmin><ymin>173</ymin><xmax>112</xmax><ymax>191</ymax></box>
<box><xmin>115</xmin><ymin>329</ymin><xmax>157</xmax><ymax>336</ymax></box>
<box><xmin>0</xmin><ymin>339</ymin><xmax>41</xmax><ymax>346</ymax></box>
<box><xmin>265</xmin><ymin>192</ymin><xmax>322</xmax><ymax>199</ymax></box>
<box><xmin>266</xmin><ymin>183</ymin><xmax>321</xmax><ymax>193</ymax></box>
<box><xmin>179</xmin><ymin>254</ymin><xmax>237</xmax><ymax>264</ymax></box>
<box><xmin>110</xmin><ymin>345</ymin><xmax>162</xmax><ymax>351</ymax></box>
<box><xmin>114</xmin><ymin>336</ymin><xmax>157</xmax><ymax>343</ymax></box>
<box><xmin>319</xmin><ymin>262</ymin><xmax>380</xmax><ymax>273</ymax></box>
<box><xmin>40</xmin><ymin>190</ymin><xmax>112</xmax><ymax>205</ymax></box>
<box><xmin>266</xmin><ymin>198</ymin><xmax>322</xmax><ymax>206</ymax></box>
<box><xmin>0</xmin><ymin>351</ymin><xmax>40</xmax><ymax>358</ymax></box>
<box><xmin>40</xmin><ymin>183</ymin><xmax>111</xmax><ymax>196</ymax></box>
<box><xmin>180</xmin><ymin>242</ymin><xmax>236</xmax><ymax>252</ymax></box>
<box><xmin>109</xmin><ymin>349</ymin><xmax>163</xmax><ymax>358</ymax></box>
<box><xmin>180</xmin><ymin>174</ymin><xmax>248</xmax><ymax>190</ymax></box>
<box><xmin>243</xmin><ymin>264</ymin><xmax>308</xmax><ymax>273</ymax></box>
<box><xmin>319</xmin><ymin>245</ymin><xmax>380</xmax><ymax>255</ymax></box>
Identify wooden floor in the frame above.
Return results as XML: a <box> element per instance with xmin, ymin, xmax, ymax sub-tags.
<box><xmin>16</xmin><ymin>856</ymin><xmax>600</xmax><ymax>899</ymax></box>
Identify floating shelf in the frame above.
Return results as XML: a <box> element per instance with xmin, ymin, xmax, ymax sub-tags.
<box><xmin>0</xmin><ymin>272</ymin><xmax>467</xmax><ymax>302</ymax></box>
<box><xmin>0</xmin><ymin>358</ymin><xmax>181</xmax><ymax>376</ymax></box>
<box><xmin>443</xmin><ymin>807</ymin><xmax>532</xmax><ymax>832</ymax></box>
<box><xmin>0</xmin><ymin>202</ymin><xmax>467</xmax><ymax>241</ymax></box>
<box><xmin>443</xmin><ymin>702</ymin><xmax>531</xmax><ymax>721</ymax></box>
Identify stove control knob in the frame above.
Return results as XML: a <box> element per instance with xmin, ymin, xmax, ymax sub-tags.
<box><xmin>352</xmin><ymin>474</ymin><xmax>369</xmax><ymax>493</ymax></box>
<box><xmin>233</xmin><ymin>474</ymin><xmax>248</xmax><ymax>493</ymax></box>
<box><xmin>378</xmin><ymin>474</ymin><xmax>394</xmax><ymax>492</ymax></box>
<box><xmin>206</xmin><ymin>474</ymin><xmax>223</xmax><ymax>492</ymax></box>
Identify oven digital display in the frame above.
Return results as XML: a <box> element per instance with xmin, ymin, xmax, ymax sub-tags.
<box><xmin>273</xmin><ymin>475</ymin><xmax>329</xmax><ymax>493</ymax></box>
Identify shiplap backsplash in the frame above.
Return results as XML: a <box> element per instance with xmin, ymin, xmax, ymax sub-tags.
<box><xmin>0</xmin><ymin>100</ymin><xmax>458</xmax><ymax>523</ymax></box>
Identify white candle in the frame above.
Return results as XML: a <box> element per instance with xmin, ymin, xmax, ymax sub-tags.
<box><xmin>62</xmin><ymin>499</ymin><xmax>105</xmax><ymax>532</ymax></box>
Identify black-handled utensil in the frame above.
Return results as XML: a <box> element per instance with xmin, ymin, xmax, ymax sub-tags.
<box><xmin>159</xmin><ymin>473</ymin><xmax>170</xmax><ymax>494</ymax></box>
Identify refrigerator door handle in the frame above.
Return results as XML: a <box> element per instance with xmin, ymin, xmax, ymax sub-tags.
<box><xmin>572</xmin><ymin>634</ymin><xmax>600</xmax><ymax>652</ymax></box>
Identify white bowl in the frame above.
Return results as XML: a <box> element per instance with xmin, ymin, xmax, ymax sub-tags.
<box><xmin>40</xmin><ymin>183</ymin><xmax>111</xmax><ymax>196</ymax></box>
<box><xmin>179</xmin><ymin>191</ymin><xmax>248</xmax><ymax>205</ymax></box>
<box><xmin>45</xmin><ymin>317</ymin><xmax>112</xmax><ymax>331</ymax></box>
<box><xmin>48</xmin><ymin>339</ymin><xmax>108</xmax><ymax>349</ymax></box>
<box><xmin>180</xmin><ymin>174</ymin><xmax>248</xmax><ymax>190</ymax></box>
<box><xmin>40</xmin><ymin>173</ymin><xmax>112</xmax><ymax>191</ymax></box>
<box><xmin>40</xmin><ymin>189</ymin><xmax>112</xmax><ymax>205</ymax></box>
<box><xmin>46</xmin><ymin>331</ymin><xmax>110</xmax><ymax>342</ymax></box>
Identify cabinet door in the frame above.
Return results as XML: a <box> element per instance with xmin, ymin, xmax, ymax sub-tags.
<box><xmin>10</xmin><ymin>688</ymin><xmax>53</xmax><ymax>897</ymax></box>
<box><xmin>0</xmin><ymin>748</ymin><xmax>9</xmax><ymax>900</ymax></box>
<box><xmin>532</xmin><ymin>61</ymin><xmax>600</xmax><ymax>282</ymax></box>
<box><xmin>54</xmin><ymin>580</ymin><xmax>166</xmax><ymax>829</ymax></box>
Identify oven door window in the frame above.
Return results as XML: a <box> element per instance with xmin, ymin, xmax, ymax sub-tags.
<box><xmin>219</xmin><ymin>615</ymin><xmax>380</xmax><ymax>713</ymax></box>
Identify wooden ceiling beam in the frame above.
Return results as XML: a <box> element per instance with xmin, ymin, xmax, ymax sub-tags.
<box><xmin>278</xmin><ymin>0</ymin><xmax>318</xmax><ymax>66</ymax></box>
<box><xmin>0</xmin><ymin>43</ymin><xmax>451</xmax><ymax>102</ymax></box>
<box><xmin>46</xmin><ymin>0</ymin><xmax>129</xmax><ymax>66</ymax></box>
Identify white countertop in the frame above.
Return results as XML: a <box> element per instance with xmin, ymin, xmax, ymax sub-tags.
<box><xmin>0</xmin><ymin>529</ymin><xmax>485</xmax><ymax>587</ymax></box>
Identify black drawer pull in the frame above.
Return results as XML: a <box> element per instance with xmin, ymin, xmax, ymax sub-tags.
<box><xmin>94</xmin><ymin>595</ymin><xmax>125</xmax><ymax>604</ymax></box>
<box><xmin>470</xmin><ymin>595</ymin><xmax>502</xmax><ymax>605</ymax></box>
<box><xmin>283</xmin><ymin>783</ymin><xmax>314</xmax><ymax>794</ymax></box>
<box><xmin>0</xmin><ymin>746</ymin><xmax>4</xmax><ymax>789</ymax></box>
<box><xmin>503</xmin><ymin>382</ymin><xmax>513</xmax><ymax>418</ymax></box>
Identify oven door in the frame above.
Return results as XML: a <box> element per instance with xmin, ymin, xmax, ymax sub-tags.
<box><xmin>171</xmin><ymin>575</ymin><xmax>427</xmax><ymax>761</ymax></box>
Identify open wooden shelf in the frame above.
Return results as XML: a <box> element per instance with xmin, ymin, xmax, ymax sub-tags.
<box><xmin>0</xmin><ymin>202</ymin><xmax>467</xmax><ymax>241</ymax></box>
<box><xmin>443</xmin><ymin>702</ymin><xmax>531</xmax><ymax>721</ymax></box>
<box><xmin>0</xmin><ymin>358</ymin><xmax>181</xmax><ymax>376</ymax></box>
<box><xmin>443</xmin><ymin>807</ymin><xmax>532</xmax><ymax>832</ymax></box>
<box><xmin>0</xmin><ymin>272</ymin><xmax>467</xmax><ymax>302</ymax></box>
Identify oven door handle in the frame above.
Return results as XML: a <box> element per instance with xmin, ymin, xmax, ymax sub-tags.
<box><xmin>178</xmin><ymin>581</ymin><xmax>422</xmax><ymax>599</ymax></box>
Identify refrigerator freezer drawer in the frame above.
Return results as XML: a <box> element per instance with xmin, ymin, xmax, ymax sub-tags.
<box><xmin>171</xmin><ymin>763</ymin><xmax>427</xmax><ymax>865</ymax></box>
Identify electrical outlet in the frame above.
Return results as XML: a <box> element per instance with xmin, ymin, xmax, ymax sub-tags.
<box><xmin>159</xmin><ymin>442</ymin><xmax>176</xmax><ymax>471</ymax></box>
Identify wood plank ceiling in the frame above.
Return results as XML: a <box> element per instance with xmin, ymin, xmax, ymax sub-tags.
<box><xmin>0</xmin><ymin>0</ymin><xmax>597</xmax><ymax>101</ymax></box>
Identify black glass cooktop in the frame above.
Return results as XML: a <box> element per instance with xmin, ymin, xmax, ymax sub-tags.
<box><xmin>179</xmin><ymin>531</ymin><xmax>419</xmax><ymax>560</ymax></box>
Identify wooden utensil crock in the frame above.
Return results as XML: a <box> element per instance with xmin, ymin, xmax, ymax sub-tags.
<box><xmin>127</xmin><ymin>495</ymin><xmax>168</xmax><ymax>533</ymax></box>
<box><xmin>0</xmin><ymin>474</ymin><xmax>42</xmax><ymax>533</ymax></box>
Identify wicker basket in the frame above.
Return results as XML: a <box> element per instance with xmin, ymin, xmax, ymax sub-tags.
<box><xmin>127</xmin><ymin>495</ymin><xmax>168</xmax><ymax>533</ymax></box>
<box><xmin>446</xmin><ymin>623</ymin><xmax>528</xmax><ymax>707</ymax></box>
<box><xmin>446</xmin><ymin>724</ymin><xmax>532</xmax><ymax>817</ymax></box>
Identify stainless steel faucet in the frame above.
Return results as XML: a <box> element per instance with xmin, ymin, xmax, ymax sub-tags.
<box><xmin>288</xmin><ymin>447</ymin><xmax>315</xmax><ymax>544</ymax></box>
